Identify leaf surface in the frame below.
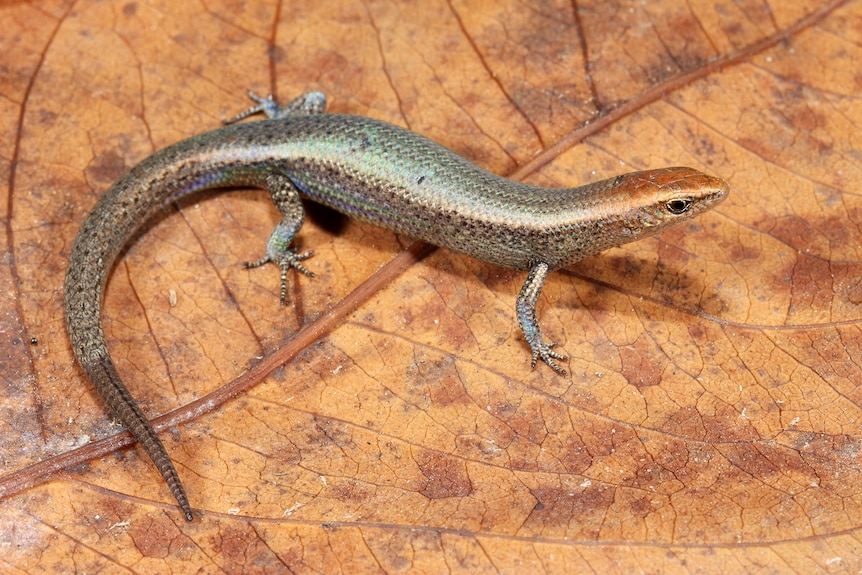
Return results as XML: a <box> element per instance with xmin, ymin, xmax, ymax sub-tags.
<box><xmin>1</xmin><ymin>0</ymin><xmax>860</xmax><ymax>573</ymax></box>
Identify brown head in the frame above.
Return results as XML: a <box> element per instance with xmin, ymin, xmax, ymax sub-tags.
<box><xmin>554</xmin><ymin>166</ymin><xmax>728</xmax><ymax>269</ymax></box>
<box><xmin>614</xmin><ymin>167</ymin><xmax>728</xmax><ymax>236</ymax></box>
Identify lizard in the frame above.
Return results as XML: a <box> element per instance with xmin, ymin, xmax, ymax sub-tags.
<box><xmin>64</xmin><ymin>90</ymin><xmax>728</xmax><ymax>520</ymax></box>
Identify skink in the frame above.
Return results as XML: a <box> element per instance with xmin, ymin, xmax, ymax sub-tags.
<box><xmin>64</xmin><ymin>91</ymin><xmax>728</xmax><ymax>520</ymax></box>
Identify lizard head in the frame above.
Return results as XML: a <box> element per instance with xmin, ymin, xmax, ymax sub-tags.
<box><xmin>553</xmin><ymin>166</ymin><xmax>728</xmax><ymax>269</ymax></box>
<box><xmin>614</xmin><ymin>166</ymin><xmax>728</xmax><ymax>238</ymax></box>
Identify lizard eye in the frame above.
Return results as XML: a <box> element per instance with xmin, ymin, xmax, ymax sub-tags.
<box><xmin>666</xmin><ymin>198</ymin><xmax>693</xmax><ymax>215</ymax></box>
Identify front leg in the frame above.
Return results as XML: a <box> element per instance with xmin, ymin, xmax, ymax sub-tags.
<box><xmin>516</xmin><ymin>262</ymin><xmax>569</xmax><ymax>375</ymax></box>
<box><xmin>245</xmin><ymin>173</ymin><xmax>316</xmax><ymax>304</ymax></box>
<box><xmin>223</xmin><ymin>90</ymin><xmax>327</xmax><ymax>124</ymax></box>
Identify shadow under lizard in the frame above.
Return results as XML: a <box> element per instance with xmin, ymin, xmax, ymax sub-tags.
<box><xmin>63</xmin><ymin>91</ymin><xmax>728</xmax><ymax>520</ymax></box>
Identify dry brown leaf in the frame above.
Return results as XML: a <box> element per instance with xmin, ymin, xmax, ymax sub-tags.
<box><xmin>2</xmin><ymin>0</ymin><xmax>861</xmax><ymax>573</ymax></box>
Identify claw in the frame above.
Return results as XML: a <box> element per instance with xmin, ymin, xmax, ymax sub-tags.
<box><xmin>224</xmin><ymin>90</ymin><xmax>327</xmax><ymax>124</ymax></box>
<box><xmin>223</xmin><ymin>91</ymin><xmax>280</xmax><ymax>124</ymax></box>
<box><xmin>529</xmin><ymin>340</ymin><xmax>569</xmax><ymax>376</ymax></box>
<box><xmin>245</xmin><ymin>249</ymin><xmax>315</xmax><ymax>304</ymax></box>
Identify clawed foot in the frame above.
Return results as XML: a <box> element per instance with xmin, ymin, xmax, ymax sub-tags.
<box><xmin>245</xmin><ymin>249</ymin><xmax>315</xmax><ymax>305</ymax></box>
<box><xmin>529</xmin><ymin>339</ymin><xmax>569</xmax><ymax>376</ymax></box>
<box><xmin>223</xmin><ymin>91</ymin><xmax>281</xmax><ymax>124</ymax></box>
<box><xmin>224</xmin><ymin>90</ymin><xmax>327</xmax><ymax>124</ymax></box>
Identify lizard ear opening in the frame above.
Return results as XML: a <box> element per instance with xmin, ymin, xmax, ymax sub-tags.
<box><xmin>666</xmin><ymin>198</ymin><xmax>693</xmax><ymax>215</ymax></box>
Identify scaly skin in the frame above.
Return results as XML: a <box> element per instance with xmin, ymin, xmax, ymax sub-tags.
<box><xmin>64</xmin><ymin>91</ymin><xmax>728</xmax><ymax>520</ymax></box>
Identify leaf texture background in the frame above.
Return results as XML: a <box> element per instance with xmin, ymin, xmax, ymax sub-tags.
<box><xmin>1</xmin><ymin>0</ymin><xmax>861</xmax><ymax>573</ymax></box>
